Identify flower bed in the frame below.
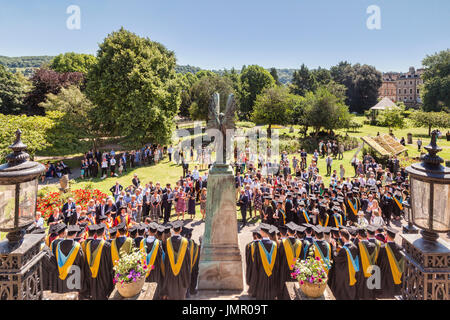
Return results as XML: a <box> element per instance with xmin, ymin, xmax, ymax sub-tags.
<box><xmin>37</xmin><ymin>188</ymin><xmax>108</xmax><ymax>220</ymax></box>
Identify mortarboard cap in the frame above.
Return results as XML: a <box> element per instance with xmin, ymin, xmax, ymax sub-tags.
<box><xmin>67</xmin><ymin>225</ymin><xmax>80</xmax><ymax>234</ymax></box>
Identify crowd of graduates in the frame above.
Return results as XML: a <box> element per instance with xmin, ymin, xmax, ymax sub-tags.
<box><xmin>41</xmin><ymin>217</ymin><xmax>200</xmax><ymax>300</ymax></box>
<box><xmin>36</xmin><ymin>143</ymin><xmax>409</xmax><ymax>300</ymax></box>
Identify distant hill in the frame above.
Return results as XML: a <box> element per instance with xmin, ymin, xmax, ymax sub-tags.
<box><xmin>0</xmin><ymin>55</ymin><xmax>54</xmax><ymax>76</ymax></box>
<box><xmin>0</xmin><ymin>55</ymin><xmax>296</xmax><ymax>83</ymax></box>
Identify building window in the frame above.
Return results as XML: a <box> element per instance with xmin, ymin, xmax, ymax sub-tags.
<box><xmin>417</xmin><ymin>89</ymin><xmax>420</xmax><ymax>94</ymax></box>
<box><xmin>410</xmin><ymin>89</ymin><xmax>413</xmax><ymax>94</ymax></box>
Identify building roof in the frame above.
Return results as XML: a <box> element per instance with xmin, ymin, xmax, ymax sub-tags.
<box><xmin>370</xmin><ymin>97</ymin><xmax>399</xmax><ymax>111</ymax></box>
<box><xmin>361</xmin><ymin>134</ymin><xmax>407</xmax><ymax>157</ymax></box>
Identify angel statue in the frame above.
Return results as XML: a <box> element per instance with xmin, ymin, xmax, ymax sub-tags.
<box><xmin>207</xmin><ymin>92</ymin><xmax>236</xmax><ymax>164</ymax></box>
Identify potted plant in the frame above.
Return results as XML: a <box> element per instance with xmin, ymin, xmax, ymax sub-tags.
<box><xmin>291</xmin><ymin>248</ymin><xmax>329</xmax><ymax>298</ymax></box>
<box><xmin>113</xmin><ymin>248</ymin><xmax>149</xmax><ymax>298</ymax></box>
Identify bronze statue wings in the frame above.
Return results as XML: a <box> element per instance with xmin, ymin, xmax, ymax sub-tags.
<box><xmin>207</xmin><ymin>92</ymin><xmax>236</xmax><ymax>131</ymax></box>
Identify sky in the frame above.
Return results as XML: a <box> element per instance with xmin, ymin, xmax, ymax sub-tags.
<box><xmin>0</xmin><ymin>0</ymin><xmax>449</xmax><ymax>72</ymax></box>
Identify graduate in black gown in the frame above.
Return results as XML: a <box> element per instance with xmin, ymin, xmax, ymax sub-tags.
<box><xmin>84</xmin><ymin>224</ymin><xmax>114</xmax><ymax>300</ymax></box>
<box><xmin>42</xmin><ymin>223</ymin><xmax>64</xmax><ymax>291</ymax></box>
<box><xmin>251</xmin><ymin>223</ymin><xmax>281</xmax><ymax>300</ymax></box>
<box><xmin>355</xmin><ymin>227</ymin><xmax>378</xmax><ymax>300</ymax></box>
<box><xmin>311</xmin><ymin>225</ymin><xmax>333</xmax><ymax>275</ymax></box>
<box><xmin>345</xmin><ymin>191</ymin><xmax>360</xmax><ymax>223</ymax></box>
<box><xmin>277</xmin><ymin>222</ymin><xmax>303</xmax><ymax>300</ymax></box>
<box><xmin>376</xmin><ymin>227</ymin><xmax>404</xmax><ymax>299</ymax></box>
<box><xmin>110</xmin><ymin>222</ymin><xmax>134</xmax><ymax>268</ymax></box>
<box><xmin>245</xmin><ymin>226</ymin><xmax>262</xmax><ymax>298</ymax></box>
<box><xmin>143</xmin><ymin>222</ymin><xmax>165</xmax><ymax>284</ymax></box>
<box><xmin>161</xmin><ymin>220</ymin><xmax>191</xmax><ymax>300</ymax></box>
<box><xmin>328</xmin><ymin>228</ymin><xmax>359</xmax><ymax>300</ymax></box>
<box><xmin>50</xmin><ymin>224</ymin><xmax>89</xmax><ymax>298</ymax></box>
<box><xmin>183</xmin><ymin>227</ymin><xmax>200</xmax><ymax>296</ymax></box>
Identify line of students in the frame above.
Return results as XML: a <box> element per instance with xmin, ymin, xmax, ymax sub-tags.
<box><xmin>41</xmin><ymin>219</ymin><xmax>200</xmax><ymax>300</ymax></box>
<box><xmin>245</xmin><ymin>221</ymin><xmax>404</xmax><ymax>300</ymax></box>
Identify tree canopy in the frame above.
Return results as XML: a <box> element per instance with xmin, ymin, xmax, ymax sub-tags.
<box><xmin>50</xmin><ymin>52</ymin><xmax>97</xmax><ymax>74</ymax></box>
<box><xmin>0</xmin><ymin>64</ymin><xmax>29</xmax><ymax>114</ymax></box>
<box><xmin>421</xmin><ymin>49</ymin><xmax>450</xmax><ymax>112</ymax></box>
<box><xmin>239</xmin><ymin>65</ymin><xmax>275</xmax><ymax>120</ymax></box>
<box><xmin>189</xmin><ymin>74</ymin><xmax>234</xmax><ymax>121</ymax></box>
<box><xmin>85</xmin><ymin>28</ymin><xmax>181</xmax><ymax>147</ymax></box>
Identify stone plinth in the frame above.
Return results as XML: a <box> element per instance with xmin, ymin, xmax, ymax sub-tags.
<box><xmin>198</xmin><ymin>164</ymin><xmax>243</xmax><ymax>291</ymax></box>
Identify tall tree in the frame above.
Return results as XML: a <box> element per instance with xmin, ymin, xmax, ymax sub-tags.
<box><xmin>189</xmin><ymin>75</ymin><xmax>234</xmax><ymax>121</ymax></box>
<box><xmin>421</xmin><ymin>49</ymin><xmax>450</xmax><ymax>112</ymax></box>
<box><xmin>85</xmin><ymin>28</ymin><xmax>180</xmax><ymax>146</ymax></box>
<box><xmin>311</xmin><ymin>67</ymin><xmax>332</xmax><ymax>86</ymax></box>
<box><xmin>239</xmin><ymin>65</ymin><xmax>275</xmax><ymax>120</ymax></box>
<box><xmin>50</xmin><ymin>52</ymin><xmax>97</xmax><ymax>74</ymax></box>
<box><xmin>251</xmin><ymin>86</ymin><xmax>293</xmax><ymax>138</ymax></box>
<box><xmin>270</xmin><ymin>68</ymin><xmax>281</xmax><ymax>86</ymax></box>
<box><xmin>290</xmin><ymin>64</ymin><xmax>316</xmax><ymax>96</ymax></box>
<box><xmin>330</xmin><ymin>62</ymin><xmax>382</xmax><ymax>113</ymax></box>
<box><xmin>0</xmin><ymin>64</ymin><xmax>29</xmax><ymax>114</ymax></box>
<box><xmin>304</xmin><ymin>87</ymin><xmax>351</xmax><ymax>135</ymax></box>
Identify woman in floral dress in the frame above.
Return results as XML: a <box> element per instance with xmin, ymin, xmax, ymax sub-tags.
<box><xmin>175</xmin><ymin>189</ymin><xmax>186</xmax><ymax>220</ymax></box>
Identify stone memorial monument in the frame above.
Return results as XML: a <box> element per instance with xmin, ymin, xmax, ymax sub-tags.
<box><xmin>197</xmin><ymin>93</ymin><xmax>243</xmax><ymax>291</ymax></box>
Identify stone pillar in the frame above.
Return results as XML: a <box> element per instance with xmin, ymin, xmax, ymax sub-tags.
<box><xmin>198</xmin><ymin>163</ymin><xmax>243</xmax><ymax>291</ymax></box>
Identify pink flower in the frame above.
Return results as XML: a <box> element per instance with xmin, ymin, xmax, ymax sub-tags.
<box><xmin>300</xmin><ymin>280</ymin><xmax>304</xmax><ymax>285</ymax></box>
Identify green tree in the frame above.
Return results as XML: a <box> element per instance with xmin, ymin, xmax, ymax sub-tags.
<box><xmin>304</xmin><ymin>87</ymin><xmax>352</xmax><ymax>135</ymax></box>
<box><xmin>85</xmin><ymin>28</ymin><xmax>181</xmax><ymax>147</ymax></box>
<box><xmin>50</xmin><ymin>52</ymin><xmax>97</xmax><ymax>74</ymax></box>
<box><xmin>330</xmin><ymin>61</ymin><xmax>382</xmax><ymax>113</ymax></box>
<box><xmin>0</xmin><ymin>114</ymin><xmax>54</xmax><ymax>162</ymax></box>
<box><xmin>189</xmin><ymin>75</ymin><xmax>234</xmax><ymax>121</ymax></box>
<box><xmin>311</xmin><ymin>67</ymin><xmax>332</xmax><ymax>86</ymax></box>
<box><xmin>251</xmin><ymin>86</ymin><xmax>293</xmax><ymax>138</ymax></box>
<box><xmin>377</xmin><ymin>107</ymin><xmax>405</xmax><ymax>131</ymax></box>
<box><xmin>290</xmin><ymin>64</ymin><xmax>316</xmax><ymax>96</ymax></box>
<box><xmin>39</xmin><ymin>85</ymin><xmax>100</xmax><ymax>150</ymax></box>
<box><xmin>239</xmin><ymin>65</ymin><xmax>275</xmax><ymax>120</ymax></box>
<box><xmin>270</xmin><ymin>68</ymin><xmax>281</xmax><ymax>86</ymax></box>
<box><xmin>421</xmin><ymin>49</ymin><xmax>450</xmax><ymax>112</ymax></box>
<box><xmin>410</xmin><ymin>110</ymin><xmax>450</xmax><ymax>136</ymax></box>
<box><xmin>177</xmin><ymin>72</ymin><xmax>197</xmax><ymax>117</ymax></box>
<box><xmin>0</xmin><ymin>64</ymin><xmax>29</xmax><ymax>114</ymax></box>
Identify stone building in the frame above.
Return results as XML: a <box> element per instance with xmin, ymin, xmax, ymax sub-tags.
<box><xmin>396</xmin><ymin>67</ymin><xmax>424</xmax><ymax>108</ymax></box>
<box><xmin>378</xmin><ymin>67</ymin><xmax>424</xmax><ymax>109</ymax></box>
<box><xmin>378</xmin><ymin>72</ymin><xmax>399</xmax><ymax>102</ymax></box>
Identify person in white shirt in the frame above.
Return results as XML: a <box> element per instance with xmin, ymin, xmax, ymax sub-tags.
<box><xmin>192</xmin><ymin>166</ymin><xmax>200</xmax><ymax>181</ymax></box>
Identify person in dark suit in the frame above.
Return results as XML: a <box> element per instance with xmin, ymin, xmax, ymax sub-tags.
<box><xmin>62</xmin><ymin>198</ymin><xmax>76</xmax><ymax>224</ymax></box>
<box><xmin>195</xmin><ymin>177</ymin><xmax>204</xmax><ymax>202</ymax></box>
<box><xmin>162</xmin><ymin>184</ymin><xmax>173</xmax><ymax>223</ymax></box>
<box><xmin>238</xmin><ymin>190</ymin><xmax>249</xmax><ymax>226</ymax></box>
<box><xmin>132</xmin><ymin>174</ymin><xmax>140</xmax><ymax>188</ymax></box>
<box><xmin>109</xmin><ymin>181</ymin><xmax>123</xmax><ymax>201</ymax></box>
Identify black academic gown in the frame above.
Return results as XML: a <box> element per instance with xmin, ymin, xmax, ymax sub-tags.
<box><xmin>376</xmin><ymin>242</ymin><xmax>404</xmax><ymax>299</ymax></box>
<box><xmin>345</xmin><ymin>197</ymin><xmax>360</xmax><ymax>223</ymax></box>
<box><xmin>356</xmin><ymin>240</ymin><xmax>377</xmax><ymax>300</ymax></box>
<box><xmin>252</xmin><ymin>239</ymin><xmax>280</xmax><ymax>300</ymax></box>
<box><xmin>189</xmin><ymin>239</ymin><xmax>200</xmax><ymax>295</ymax></box>
<box><xmin>49</xmin><ymin>239</ymin><xmax>89</xmax><ymax>297</ymax></box>
<box><xmin>277</xmin><ymin>237</ymin><xmax>302</xmax><ymax>300</ymax></box>
<box><xmin>85</xmin><ymin>239</ymin><xmax>114</xmax><ymax>300</ymax></box>
<box><xmin>245</xmin><ymin>240</ymin><xmax>259</xmax><ymax>297</ymax></box>
<box><xmin>328</xmin><ymin>242</ymin><xmax>359</xmax><ymax>300</ymax></box>
<box><xmin>161</xmin><ymin>235</ymin><xmax>191</xmax><ymax>300</ymax></box>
